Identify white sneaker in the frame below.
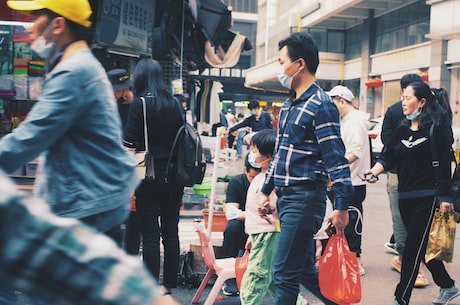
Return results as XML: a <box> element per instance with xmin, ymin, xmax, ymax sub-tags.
<box><xmin>384</xmin><ymin>242</ymin><xmax>399</xmax><ymax>255</ymax></box>
<box><xmin>432</xmin><ymin>285</ymin><xmax>460</xmax><ymax>305</ymax></box>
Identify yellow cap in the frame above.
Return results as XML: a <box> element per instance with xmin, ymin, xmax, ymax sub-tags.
<box><xmin>7</xmin><ymin>0</ymin><xmax>92</xmax><ymax>28</ymax></box>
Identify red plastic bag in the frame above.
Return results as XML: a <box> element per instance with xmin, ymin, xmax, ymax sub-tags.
<box><xmin>318</xmin><ymin>235</ymin><xmax>361</xmax><ymax>305</ymax></box>
<box><xmin>235</xmin><ymin>249</ymin><xmax>249</xmax><ymax>290</ymax></box>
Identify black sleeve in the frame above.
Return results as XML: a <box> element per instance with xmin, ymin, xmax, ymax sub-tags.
<box><xmin>264</xmin><ymin>112</ymin><xmax>274</xmax><ymax>130</ymax></box>
<box><xmin>123</xmin><ymin>97</ymin><xmax>144</xmax><ymax>150</ymax></box>
<box><xmin>381</xmin><ymin>106</ymin><xmax>396</xmax><ymax>146</ymax></box>
<box><xmin>229</xmin><ymin>117</ymin><xmax>250</xmax><ymax>133</ymax></box>
<box><xmin>433</xmin><ymin>124</ymin><xmax>454</xmax><ymax>199</ymax></box>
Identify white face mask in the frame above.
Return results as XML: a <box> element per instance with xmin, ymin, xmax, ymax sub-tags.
<box><xmin>277</xmin><ymin>60</ymin><xmax>300</xmax><ymax>89</ymax></box>
<box><xmin>248</xmin><ymin>151</ymin><xmax>262</xmax><ymax>169</ymax></box>
<box><xmin>30</xmin><ymin>19</ymin><xmax>58</xmax><ymax>59</ymax></box>
<box><xmin>406</xmin><ymin>107</ymin><xmax>422</xmax><ymax>120</ymax></box>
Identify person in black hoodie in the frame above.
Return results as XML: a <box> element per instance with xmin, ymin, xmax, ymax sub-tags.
<box><xmin>226</xmin><ymin>100</ymin><xmax>274</xmax><ymax>136</ymax></box>
<box><xmin>368</xmin><ymin>81</ymin><xmax>457</xmax><ymax>305</ymax></box>
<box><xmin>124</xmin><ymin>58</ymin><xmax>184</xmax><ymax>296</ymax></box>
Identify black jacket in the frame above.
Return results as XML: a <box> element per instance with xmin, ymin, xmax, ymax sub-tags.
<box><xmin>124</xmin><ymin>95</ymin><xmax>183</xmax><ymax>168</ymax></box>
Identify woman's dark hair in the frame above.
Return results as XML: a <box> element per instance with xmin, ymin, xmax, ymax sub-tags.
<box><xmin>278</xmin><ymin>32</ymin><xmax>319</xmax><ymax>74</ymax></box>
<box><xmin>133</xmin><ymin>58</ymin><xmax>178</xmax><ymax>114</ymax></box>
<box><xmin>405</xmin><ymin>81</ymin><xmax>452</xmax><ymax>129</ymax></box>
<box><xmin>250</xmin><ymin>129</ymin><xmax>276</xmax><ymax>157</ymax></box>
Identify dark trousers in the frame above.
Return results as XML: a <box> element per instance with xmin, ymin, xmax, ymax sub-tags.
<box><xmin>124</xmin><ymin>210</ymin><xmax>142</xmax><ymax>255</ymax></box>
<box><xmin>395</xmin><ymin>196</ymin><xmax>455</xmax><ymax>304</ymax></box>
<box><xmin>227</xmin><ymin>134</ymin><xmax>236</xmax><ymax>149</ymax></box>
<box><xmin>135</xmin><ymin>178</ymin><xmax>183</xmax><ymax>288</ymax></box>
<box><xmin>344</xmin><ymin>185</ymin><xmax>366</xmax><ymax>256</ymax></box>
<box><xmin>221</xmin><ymin>219</ymin><xmax>247</xmax><ymax>258</ymax></box>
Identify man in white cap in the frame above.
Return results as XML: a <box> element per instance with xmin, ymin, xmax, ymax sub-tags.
<box><xmin>329</xmin><ymin>85</ymin><xmax>371</xmax><ymax>276</ymax></box>
<box><xmin>1</xmin><ymin>0</ymin><xmax>138</xmax><ymax>235</ymax></box>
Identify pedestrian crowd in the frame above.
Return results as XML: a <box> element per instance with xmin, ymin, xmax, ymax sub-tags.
<box><xmin>0</xmin><ymin>1</ymin><xmax>458</xmax><ymax>305</ymax></box>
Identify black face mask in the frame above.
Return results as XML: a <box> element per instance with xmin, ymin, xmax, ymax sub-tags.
<box><xmin>117</xmin><ymin>96</ymin><xmax>127</xmax><ymax>104</ymax></box>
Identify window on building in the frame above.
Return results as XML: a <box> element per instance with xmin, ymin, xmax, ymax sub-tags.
<box><xmin>327</xmin><ymin>31</ymin><xmax>345</xmax><ymax>53</ymax></box>
<box><xmin>374</xmin><ymin>1</ymin><xmax>430</xmax><ymax>53</ymax></box>
<box><xmin>302</xmin><ymin>28</ymin><xmax>344</xmax><ymax>53</ymax></box>
<box><xmin>345</xmin><ymin>24</ymin><xmax>363</xmax><ymax>60</ymax></box>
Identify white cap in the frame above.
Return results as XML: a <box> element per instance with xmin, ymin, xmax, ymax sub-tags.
<box><xmin>328</xmin><ymin>85</ymin><xmax>355</xmax><ymax>103</ymax></box>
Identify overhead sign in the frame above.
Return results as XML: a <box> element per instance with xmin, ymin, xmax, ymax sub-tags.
<box><xmin>97</xmin><ymin>0</ymin><xmax>153</xmax><ymax>54</ymax></box>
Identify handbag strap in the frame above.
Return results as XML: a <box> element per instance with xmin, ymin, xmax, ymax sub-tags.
<box><xmin>430</xmin><ymin>123</ymin><xmax>440</xmax><ymax>177</ymax></box>
<box><xmin>430</xmin><ymin>123</ymin><xmax>457</xmax><ymax>181</ymax></box>
<box><xmin>140</xmin><ymin>97</ymin><xmax>149</xmax><ymax>153</ymax></box>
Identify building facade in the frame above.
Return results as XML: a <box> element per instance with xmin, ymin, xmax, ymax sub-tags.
<box><xmin>245</xmin><ymin>0</ymin><xmax>460</xmax><ymax>128</ymax></box>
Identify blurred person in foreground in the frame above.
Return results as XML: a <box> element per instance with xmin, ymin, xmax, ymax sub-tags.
<box><xmin>123</xmin><ymin>58</ymin><xmax>184</xmax><ymax>296</ymax></box>
<box><xmin>257</xmin><ymin>31</ymin><xmax>353</xmax><ymax>305</ymax></box>
<box><xmin>0</xmin><ymin>171</ymin><xmax>178</xmax><ymax>305</ymax></box>
<box><xmin>1</xmin><ymin>0</ymin><xmax>137</xmax><ymax>236</ymax></box>
<box><xmin>367</xmin><ymin>82</ymin><xmax>457</xmax><ymax>305</ymax></box>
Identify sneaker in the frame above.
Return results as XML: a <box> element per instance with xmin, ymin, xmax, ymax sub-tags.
<box><xmin>385</xmin><ymin>242</ymin><xmax>399</xmax><ymax>255</ymax></box>
<box><xmin>389</xmin><ymin>300</ymin><xmax>400</xmax><ymax>305</ymax></box>
<box><xmin>432</xmin><ymin>285</ymin><xmax>460</xmax><ymax>304</ymax></box>
<box><xmin>222</xmin><ymin>279</ymin><xmax>239</xmax><ymax>296</ymax></box>
<box><xmin>414</xmin><ymin>270</ymin><xmax>429</xmax><ymax>288</ymax></box>
<box><xmin>358</xmin><ymin>258</ymin><xmax>366</xmax><ymax>276</ymax></box>
<box><xmin>391</xmin><ymin>256</ymin><xmax>402</xmax><ymax>273</ymax></box>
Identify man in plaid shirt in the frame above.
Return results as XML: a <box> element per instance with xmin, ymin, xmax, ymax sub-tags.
<box><xmin>258</xmin><ymin>32</ymin><xmax>353</xmax><ymax>305</ymax></box>
<box><xmin>0</xmin><ymin>172</ymin><xmax>178</xmax><ymax>305</ymax></box>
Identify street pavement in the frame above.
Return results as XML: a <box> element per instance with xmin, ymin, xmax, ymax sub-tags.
<box><xmin>171</xmin><ymin>161</ymin><xmax>460</xmax><ymax>305</ymax></box>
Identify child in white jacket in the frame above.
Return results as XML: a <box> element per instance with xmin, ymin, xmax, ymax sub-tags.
<box><xmin>240</xmin><ymin>130</ymin><xmax>306</xmax><ymax>305</ymax></box>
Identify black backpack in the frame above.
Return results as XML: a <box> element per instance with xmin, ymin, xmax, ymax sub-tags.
<box><xmin>167</xmin><ymin>121</ymin><xmax>206</xmax><ymax>187</ymax></box>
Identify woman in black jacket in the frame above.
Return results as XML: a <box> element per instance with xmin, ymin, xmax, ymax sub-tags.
<box><xmin>368</xmin><ymin>81</ymin><xmax>457</xmax><ymax>305</ymax></box>
<box><xmin>124</xmin><ymin>58</ymin><xmax>184</xmax><ymax>295</ymax></box>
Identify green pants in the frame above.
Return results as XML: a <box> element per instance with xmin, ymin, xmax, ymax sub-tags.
<box><xmin>240</xmin><ymin>232</ymin><xmax>307</xmax><ymax>305</ymax></box>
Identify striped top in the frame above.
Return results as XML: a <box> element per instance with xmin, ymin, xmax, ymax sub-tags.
<box><xmin>261</xmin><ymin>82</ymin><xmax>353</xmax><ymax>210</ymax></box>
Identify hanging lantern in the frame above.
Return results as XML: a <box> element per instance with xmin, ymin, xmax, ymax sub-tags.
<box><xmin>420</xmin><ymin>71</ymin><xmax>429</xmax><ymax>82</ymax></box>
<box><xmin>365</xmin><ymin>78</ymin><xmax>384</xmax><ymax>89</ymax></box>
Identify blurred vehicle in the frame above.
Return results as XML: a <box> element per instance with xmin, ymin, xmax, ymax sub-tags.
<box><xmin>368</xmin><ymin>116</ymin><xmax>383</xmax><ymax>165</ymax></box>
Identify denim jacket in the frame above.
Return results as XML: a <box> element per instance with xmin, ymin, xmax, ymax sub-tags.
<box><xmin>0</xmin><ymin>48</ymin><xmax>138</xmax><ymax>219</ymax></box>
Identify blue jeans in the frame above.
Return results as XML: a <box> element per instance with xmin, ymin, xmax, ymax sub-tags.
<box><xmin>274</xmin><ymin>189</ymin><xmax>337</xmax><ymax>305</ymax></box>
<box><xmin>236</xmin><ymin>131</ymin><xmax>245</xmax><ymax>156</ymax></box>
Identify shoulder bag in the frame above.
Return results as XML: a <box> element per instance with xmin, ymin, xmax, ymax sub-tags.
<box><xmin>135</xmin><ymin>97</ymin><xmax>155</xmax><ymax>180</ymax></box>
<box><xmin>429</xmin><ymin>123</ymin><xmax>460</xmax><ymax>215</ymax></box>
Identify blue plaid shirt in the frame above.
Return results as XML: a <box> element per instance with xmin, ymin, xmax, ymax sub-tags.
<box><xmin>0</xmin><ymin>172</ymin><xmax>161</xmax><ymax>305</ymax></box>
<box><xmin>261</xmin><ymin>82</ymin><xmax>353</xmax><ymax>210</ymax></box>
